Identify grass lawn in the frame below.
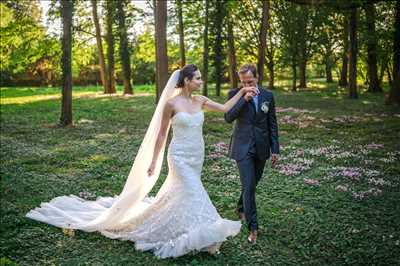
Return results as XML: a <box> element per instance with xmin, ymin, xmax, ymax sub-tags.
<box><xmin>1</xmin><ymin>81</ymin><xmax>399</xmax><ymax>265</ymax></box>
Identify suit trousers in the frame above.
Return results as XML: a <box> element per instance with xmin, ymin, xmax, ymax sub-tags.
<box><xmin>236</xmin><ymin>143</ymin><xmax>266</xmax><ymax>231</ymax></box>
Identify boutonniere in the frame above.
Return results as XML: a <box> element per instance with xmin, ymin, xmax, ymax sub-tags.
<box><xmin>261</xmin><ymin>101</ymin><xmax>270</xmax><ymax>113</ymax></box>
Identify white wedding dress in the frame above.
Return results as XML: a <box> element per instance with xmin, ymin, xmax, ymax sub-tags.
<box><xmin>26</xmin><ymin>110</ymin><xmax>241</xmax><ymax>258</ymax></box>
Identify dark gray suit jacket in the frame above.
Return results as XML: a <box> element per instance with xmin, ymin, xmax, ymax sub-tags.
<box><xmin>224</xmin><ymin>87</ymin><xmax>279</xmax><ymax>161</ymax></box>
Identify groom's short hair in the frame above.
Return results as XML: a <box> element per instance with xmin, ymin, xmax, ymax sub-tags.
<box><xmin>238</xmin><ymin>64</ymin><xmax>257</xmax><ymax>78</ymax></box>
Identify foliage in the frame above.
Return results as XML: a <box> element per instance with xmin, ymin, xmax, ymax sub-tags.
<box><xmin>0</xmin><ymin>0</ymin><xmax>397</xmax><ymax>89</ymax></box>
<box><xmin>0</xmin><ymin>2</ymin><xmax>60</xmax><ymax>85</ymax></box>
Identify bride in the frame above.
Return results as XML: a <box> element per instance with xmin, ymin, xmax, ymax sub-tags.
<box><xmin>26</xmin><ymin>64</ymin><xmax>257</xmax><ymax>258</ymax></box>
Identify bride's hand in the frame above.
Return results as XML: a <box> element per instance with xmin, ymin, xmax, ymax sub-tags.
<box><xmin>147</xmin><ymin>161</ymin><xmax>156</xmax><ymax>177</ymax></box>
<box><xmin>241</xmin><ymin>87</ymin><xmax>257</xmax><ymax>102</ymax></box>
<box><xmin>240</xmin><ymin>86</ymin><xmax>257</xmax><ymax>96</ymax></box>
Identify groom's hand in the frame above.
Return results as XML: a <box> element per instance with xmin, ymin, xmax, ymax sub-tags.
<box><xmin>271</xmin><ymin>154</ymin><xmax>278</xmax><ymax>168</ymax></box>
<box><xmin>241</xmin><ymin>87</ymin><xmax>257</xmax><ymax>102</ymax></box>
<box><xmin>244</xmin><ymin>92</ymin><xmax>254</xmax><ymax>102</ymax></box>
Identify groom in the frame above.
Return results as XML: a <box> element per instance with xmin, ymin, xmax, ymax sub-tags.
<box><xmin>224</xmin><ymin>63</ymin><xmax>279</xmax><ymax>244</ymax></box>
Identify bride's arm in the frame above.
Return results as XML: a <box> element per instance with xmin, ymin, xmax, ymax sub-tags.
<box><xmin>198</xmin><ymin>87</ymin><xmax>256</xmax><ymax>113</ymax></box>
<box><xmin>147</xmin><ymin>101</ymin><xmax>174</xmax><ymax>176</ymax></box>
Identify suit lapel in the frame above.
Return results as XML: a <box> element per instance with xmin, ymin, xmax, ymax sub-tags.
<box><xmin>255</xmin><ymin>88</ymin><xmax>264</xmax><ymax>120</ymax></box>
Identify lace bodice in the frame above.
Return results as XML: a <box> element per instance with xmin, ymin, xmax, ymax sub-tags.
<box><xmin>168</xmin><ymin>111</ymin><xmax>205</xmax><ymax>182</ymax></box>
<box><xmin>170</xmin><ymin>111</ymin><xmax>204</xmax><ymax>145</ymax></box>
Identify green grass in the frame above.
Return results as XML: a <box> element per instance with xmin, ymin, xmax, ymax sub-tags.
<box><xmin>1</xmin><ymin>81</ymin><xmax>399</xmax><ymax>265</ymax></box>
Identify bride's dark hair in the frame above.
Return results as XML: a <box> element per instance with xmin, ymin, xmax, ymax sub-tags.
<box><xmin>177</xmin><ymin>64</ymin><xmax>198</xmax><ymax>88</ymax></box>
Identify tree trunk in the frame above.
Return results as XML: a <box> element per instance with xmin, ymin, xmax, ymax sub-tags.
<box><xmin>60</xmin><ymin>0</ymin><xmax>73</xmax><ymax>126</ymax></box>
<box><xmin>268</xmin><ymin>61</ymin><xmax>274</xmax><ymax>89</ymax></box>
<box><xmin>339</xmin><ymin>13</ymin><xmax>349</xmax><ymax>87</ymax></box>
<box><xmin>177</xmin><ymin>0</ymin><xmax>185</xmax><ymax>67</ymax></box>
<box><xmin>299</xmin><ymin>7</ymin><xmax>308</xmax><ymax>89</ymax></box>
<box><xmin>299</xmin><ymin>58</ymin><xmax>307</xmax><ymax>88</ymax></box>
<box><xmin>117</xmin><ymin>0</ymin><xmax>133</xmax><ymax>95</ymax></box>
<box><xmin>227</xmin><ymin>18</ymin><xmax>238</xmax><ymax>89</ymax></box>
<box><xmin>258</xmin><ymin>0</ymin><xmax>269</xmax><ymax>86</ymax></box>
<box><xmin>155</xmin><ymin>0</ymin><xmax>168</xmax><ymax>103</ymax></box>
<box><xmin>365</xmin><ymin>3</ymin><xmax>382</xmax><ymax>93</ymax></box>
<box><xmin>387</xmin><ymin>66</ymin><xmax>393</xmax><ymax>86</ymax></box>
<box><xmin>106</xmin><ymin>0</ymin><xmax>116</xmax><ymax>93</ymax></box>
<box><xmin>292</xmin><ymin>61</ymin><xmax>297</xmax><ymax>92</ymax></box>
<box><xmin>202</xmin><ymin>0</ymin><xmax>209</xmax><ymax>96</ymax></box>
<box><xmin>325</xmin><ymin>54</ymin><xmax>333</xmax><ymax>83</ymax></box>
<box><xmin>387</xmin><ymin>0</ymin><xmax>400</xmax><ymax>105</ymax></box>
<box><xmin>349</xmin><ymin>8</ymin><xmax>358</xmax><ymax>99</ymax></box>
<box><xmin>214</xmin><ymin>0</ymin><xmax>224</xmax><ymax>97</ymax></box>
<box><xmin>91</xmin><ymin>0</ymin><xmax>109</xmax><ymax>93</ymax></box>
<box><xmin>378</xmin><ymin>63</ymin><xmax>386</xmax><ymax>84</ymax></box>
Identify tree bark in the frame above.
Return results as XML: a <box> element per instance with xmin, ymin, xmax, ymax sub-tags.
<box><xmin>299</xmin><ymin>7</ymin><xmax>308</xmax><ymax>89</ymax></box>
<box><xmin>267</xmin><ymin>61</ymin><xmax>274</xmax><ymax>89</ymax></box>
<box><xmin>349</xmin><ymin>8</ymin><xmax>358</xmax><ymax>99</ymax></box>
<box><xmin>91</xmin><ymin>0</ymin><xmax>109</xmax><ymax>93</ymax></box>
<box><xmin>106</xmin><ymin>0</ymin><xmax>116</xmax><ymax>93</ymax></box>
<box><xmin>177</xmin><ymin>0</ymin><xmax>185</xmax><ymax>67</ymax></box>
<box><xmin>227</xmin><ymin>18</ymin><xmax>238</xmax><ymax>89</ymax></box>
<box><xmin>299</xmin><ymin>58</ymin><xmax>307</xmax><ymax>88</ymax></box>
<box><xmin>258</xmin><ymin>0</ymin><xmax>270</xmax><ymax>86</ymax></box>
<box><xmin>117</xmin><ymin>0</ymin><xmax>133</xmax><ymax>95</ymax></box>
<box><xmin>339</xmin><ymin>13</ymin><xmax>349</xmax><ymax>87</ymax></box>
<box><xmin>325</xmin><ymin>53</ymin><xmax>333</xmax><ymax>83</ymax></box>
<box><xmin>387</xmin><ymin>0</ymin><xmax>400</xmax><ymax>105</ymax></box>
<box><xmin>214</xmin><ymin>0</ymin><xmax>224</xmax><ymax>97</ymax></box>
<box><xmin>292</xmin><ymin>61</ymin><xmax>297</xmax><ymax>92</ymax></box>
<box><xmin>378</xmin><ymin>63</ymin><xmax>386</xmax><ymax>84</ymax></box>
<box><xmin>60</xmin><ymin>0</ymin><xmax>73</xmax><ymax>126</ymax></box>
<box><xmin>155</xmin><ymin>0</ymin><xmax>168</xmax><ymax>103</ymax></box>
<box><xmin>202</xmin><ymin>0</ymin><xmax>209</xmax><ymax>96</ymax></box>
<box><xmin>365</xmin><ymin>3</ymin><xmax>382</xmax><ymax>93</ymax></box>
<box><xmin>387</xmin><ymin>66</ymin><xmax>393</xmax><ymax>86</ymax></box>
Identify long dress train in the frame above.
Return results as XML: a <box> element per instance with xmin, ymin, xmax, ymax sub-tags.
<box><xmin>26</xmin><ymin>111</ymin><xmax>241</xmax><ymax>258</ymax></box>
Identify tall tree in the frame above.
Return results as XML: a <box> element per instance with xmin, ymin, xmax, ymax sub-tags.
<box><xmin>298</xmin><ymin>6</ymin><xmax>309</xmax><ymax>88</ymax></box>
<box><xmin>227</xmin><ymin>16</ymin><xmax>238</xmax><ymax>89</ymax></box>
<box><xmin>59</xmin><ymin>0</ymin><xmax>73</xmax><ymax>126</ymax></box>
<box><xmin>365</xmin><ymin>2</ymin><xmax>382</xmax><ymax>93</ymax></box>
<box><xmin>231</xmin><ymin>0</ymin><xmax>277</xmax><ymax>88</ymax></box>
<box><xmin>154</xmin><ymin>0</ymin><xmax>168</xmax><ymax>102</ymax></box>
<box><xmin>387</xmin><ymin>0</ymin><xmax>400</xmax><ymax>105</ymax></box>
<box><xmin>266</xmin><ymin>2</ymin><xmax>276</xmax><ymax>89</ymax></box>
<box><xmin>339</xmin><ymin>13</ymin><xmax>349</xmax><ymax>87</ymax></box>
<box><xmin>177</xmin><ymin>0</ymin><xmax>186</xmax><ymax>67</ymax></box>
<box><xmin>213</xmin><ymin>0</ymin><xmax>225</xmax><ymax>96</ymax></box>
<box><xmin>91</xmin><ymin>0</ymin><xmax>109</xmax><ymax>93</ymax></box>
<box><xmin>277</xmin><ymin>2</ymin><xmax>301</xmax><ymax>91</ymax></box>
<box><xmin>202</xmin><ymin>0</ymin><xmax>209</xmax><ymax>96</ymax></box>
<box><xmin>318</xmin><ymin>9</ymin><xmax>340</xmax><ymax>84</ymax></box>
<box><xmin>105</xmin><ymin>0</ymin><xmax>116</xmax><ymax>93</ymax></box>
<box><xmin>258</xmin><ymin>0</ymin><xmax>270</xmax><ymax>86</ymax></box>
<box><xmin>117</xmin><ymin>0</ymin><xmax>133</xmax><ymax>95</ymax></box>
<box><xmin>349</xmin><ymin>7</ymin><xmax>358</xmax><ymax>99</ymax></box>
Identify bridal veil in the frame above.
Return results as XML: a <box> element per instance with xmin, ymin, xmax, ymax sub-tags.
<box><xmin>26</xmin><ymin>70</ymin><xmax>181</xmax><ymax>232</ymax></box>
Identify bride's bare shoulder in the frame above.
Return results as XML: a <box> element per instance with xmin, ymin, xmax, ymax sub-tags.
<box><xmin>167</xmin><ymin>96</ymin><xmax>181</xmax><ymax>106</ymax></box>
<box><xmin>166</xmin><ymin>96</ymin><xmax>180</xmax><ymax>113</ymax></box>
<box><xmin>193</xmin><ymin>95</ymin><xmax>209</xmax><ymax>104</ymax></box>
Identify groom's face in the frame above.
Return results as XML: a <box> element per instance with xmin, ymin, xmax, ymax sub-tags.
<box><xmin>239</xmin><ymin>71</ymin><xmax>258</xmax><ymax>88</ymax></box>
